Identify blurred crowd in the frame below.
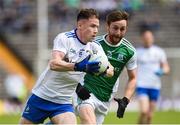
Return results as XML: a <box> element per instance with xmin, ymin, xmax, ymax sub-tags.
<box><xmin>49</xmin><ymin>0</ymin><xmax>144</xmax><ymax>21</ymax></box>
<box><xmin>0</xmin><ymin>0</ymin><xmax>179</xmax><ymax>36</ymax></box>
<box><xmin>0</xmin><ymin>0</ymin><xmax>36</xmax><ymax>35</ymax></box>
<box><xmin>0</xmin><ymin>0</ymin><xmax>146</xmax><ymax>35</ymax></box>
<box><xmin>48</xmin><ymin>0</ymin><xmax>145</xmax><ymax>30</ymax></box>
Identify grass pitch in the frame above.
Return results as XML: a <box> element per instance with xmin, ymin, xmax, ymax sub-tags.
<box><xmin>0</xmin><ymin>111</ymin><xmax>180</xmax><ymax>124</ymax></box>
<box><xmin>104</xmin><ymin>111</ymin><xmax>180</xmax><ymax>124</ymax></box>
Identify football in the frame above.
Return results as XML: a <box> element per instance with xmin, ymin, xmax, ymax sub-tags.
<box><xmin>88</xmin><ymin>49</ymin><xmax>109</xmax><ymax>75</ymax></box>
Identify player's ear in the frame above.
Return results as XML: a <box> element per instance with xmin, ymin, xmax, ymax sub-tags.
<box><xmin>106</xmin><ymin>23</ymin><xmax>109</xmax><ymax>31</ymax></box>
<box><xmin>77</xmin><ymin>22</ymin><xmax>81</xmax><ymax>29</ymax></box>
<box><xmin>77</xmin><ymin>20</ymin><xmax>83</xmax><ymax>29</ymax></box>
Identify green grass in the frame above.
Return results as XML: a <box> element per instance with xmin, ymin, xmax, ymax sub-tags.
<box><xmin>0</xmin><ymin>114</ymin><xmax>20</xmax><ymax>124</ymax></box>
<box><xmin>104</xmin><ymin>111</ymin><xmax>180</xmax><ymax>124</ymax></box>
<box><xmin>0</xmin><ymin>111</ymin><xmax>180</xmax><ymax>124</ymax></box>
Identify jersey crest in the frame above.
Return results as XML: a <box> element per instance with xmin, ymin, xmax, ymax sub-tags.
<box><xmin>117</xmin><ymin>53</ymin><xmax>124</xmax><ymax>61</ymax></box>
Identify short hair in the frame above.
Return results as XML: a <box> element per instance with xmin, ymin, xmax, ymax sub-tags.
<box><xmin>141</xmin><ymin>29</ymin><xmax>153</xmax><ymax>36</ymax></box>
<box><xmin>77</xmin><ymin>8</ymin><xmax>99</xmax><ymax>21</ymax></box>
<box><xmin>140</xmin><ymin>28</ymin><xmax>153</xmax><ymax>35</ymax></box>
<box><xmin>106</xmin><ymin>10</ymin><xmax>129</xmax><ymax>25</ymax></box>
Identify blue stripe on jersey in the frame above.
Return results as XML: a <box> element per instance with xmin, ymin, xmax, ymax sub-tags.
<box><xmin>65</xmin><ymin>31</ymin><xmax>76</xmax><ymax>38</ymax></box>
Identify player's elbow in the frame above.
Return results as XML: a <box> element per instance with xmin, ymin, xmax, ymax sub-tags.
<box><xmin>49</xmin><ymin>60</ymin><xmax>58</xmax><ymax>71</ymax></box>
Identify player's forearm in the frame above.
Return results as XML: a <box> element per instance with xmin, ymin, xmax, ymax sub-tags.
<box><xmin>49</xmin><ymin>59</ymin><xmax>75</xmax><ymax>71</ymax></box>
<box><xmin>124</xmin><ymin>78</ymin><xmax>136</xmax><ymax>100</ymax></box>
<box><xmin>162</xmin><ymin>63</ymin><xmax>170</xmax><ymax>74</ymax></box>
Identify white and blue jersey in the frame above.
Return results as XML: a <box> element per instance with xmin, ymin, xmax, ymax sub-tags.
<box><xmin>32</xmin><ymin>29</ymin><xmax>100</xmax><ymax>104</ymax></box>
<box><xmin>22</xmin><ymin>29</ymin><xmax>103</xmax><ymax>123</ymax></box>
<box><xmin>136</xmin><ymin>45</ymin><xmax>167</xmax><ymax>90</ymax></box>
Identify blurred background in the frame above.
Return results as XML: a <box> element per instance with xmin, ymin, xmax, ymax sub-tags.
<box><xmin>0</xmin><ymin>0</ymin><xmax>180</xmax><ymax>123</ymax></box>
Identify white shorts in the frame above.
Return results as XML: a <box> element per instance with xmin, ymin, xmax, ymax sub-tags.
<box><xmin>74</xmin><ymin>93</ymin><xmax>110</xmax><ymax>124</ymax></box>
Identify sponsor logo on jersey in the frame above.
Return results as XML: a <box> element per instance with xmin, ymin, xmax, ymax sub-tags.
<box><xmin>70</xmin><ymin>48</ymin><xmax>76</xmax><ymax>54</ymax></box>
<box><xmin>92</xmin><ymin>49</ymin><xmax>98</xmax><ymax>55</ymax></box>
<box><xmin>79</xmin><ymin>49</ymin><xmax>85</xmax><ymax>57</ymax></box>
<box><xmin>117</xmin><ymin>54</ymin><xmax>124</xmax><ymax>61</ymax></box>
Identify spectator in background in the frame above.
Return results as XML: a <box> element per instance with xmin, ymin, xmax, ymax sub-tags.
<box><xmin>4</xmin><ymin>72</ymin><xmax>27</xmax><ymax>114</ymax></box>
<box><xmin>136</xmin><ymin>30</ymin><xmax>170</xmax><ymax>124</ymax></box>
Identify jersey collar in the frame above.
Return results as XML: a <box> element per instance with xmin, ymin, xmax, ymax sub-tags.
<box><xmin>103</xmin><ymin>34</ymin><xmax>123</xmax><ymax>47</ymax></box>
<box><xmin>74</xmin><ymin>29</ymin><xmax>87</xmax><ymax>45</ymax></box>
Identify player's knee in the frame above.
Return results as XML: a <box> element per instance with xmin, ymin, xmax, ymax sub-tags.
<box><xmin>78</xmin><ymin>104</ymin><xmax>96</xmax><ymax>124</ymax></box>
<box><xmin>140</xmin><ymin>112</ymin><xmax>148</xmax><ymax>117</ymax></box>
<box><xmin>80</xmin><ymin>116</ymin><xmax>96</xmax><ymax>124</ymax></box>
<box><xmin>79</xmin><ymin>111</ymin><xmax>96</xmax><ymax>124</ymax></box>
<box><xmin>51</xmin><ymin>112</ymin><xmax>76</xmax><ymax>124</ymax></box>
<box><xmin>147</xmin><ymin>112</ymin><xmax>153</xmax><ymax>119</ymax></box>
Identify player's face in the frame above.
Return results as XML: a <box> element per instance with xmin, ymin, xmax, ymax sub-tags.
<box><xmin>78</xmin><ymin>17</ymin><xmax>99</xmax><ymax>43</ymax></box>
<box><xmin>142</xmin><ymin>31</ymin><xmax>154</xmax><ymax>48</ymax></box>
<box><xmin>107</xmin><ymin>20</ymin><xmax>127</xmax><ymax>45</ymax></box>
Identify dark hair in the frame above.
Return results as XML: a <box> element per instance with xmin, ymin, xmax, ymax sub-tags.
<box><xmin>140</xmin><ymin>29</ymin><xmax>153</xmax><ymax>36</ymax></box>
<box><xmin>106</xmin><ymin>10</ymin><xmax>129</xmax><ymax>25</ymax></box>
<box><xmin>139</xmin><ymin>26</ymin><xmax>154</xmax><ymax>35</ymax></box>
<box><xmin>77</xmin><ymin>8</ymin><xmax>99</xmax><ymax>21</ymax></box>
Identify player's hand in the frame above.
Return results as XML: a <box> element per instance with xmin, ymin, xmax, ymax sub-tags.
<box><xmin>155</xmin><ymin>68</ymin><xmax>164</xmax><ymax>77</ymax></box>
<box><xmin>76</xmin><ymin>83</ymin><xmax>90</xmax><ymax>100</ymax></box>
<box><xmin>114</xmin><ymin>97</ymin><xmax>129</xmax><ymax>118</ymax></box>
<box><xmin>98</xmin><ymin>64</ymin><xmax>114</xmax><ymax>77</ymax></box>
<box><xmin>105</xmin><ymin>64</ymin><xmax>114</xmax><ymax>77</ymax></box>
<box><xmin>74</xmin><ymin>55</ymin><xmax>100</xmax><ymax>74</ymax></box>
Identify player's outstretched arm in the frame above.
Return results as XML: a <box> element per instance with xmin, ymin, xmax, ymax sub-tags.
<box><xmin>124</xmin><ymin>68</ymin><xmax>137</xmax><ymax>99</ymax></box>
<box><xmin>114</xmin><ymin>68</ymin><xmax>137</xmax><ymax>118</ymax></box>
<box><xmin>50</xmin><ymin>50</ymin><xmax>100</xmax><ymax>74</ymax></box>
<box><xmin>49</xmin><ymin>50</ymin><xmax>75</xmax><ymax>71</ymax></box>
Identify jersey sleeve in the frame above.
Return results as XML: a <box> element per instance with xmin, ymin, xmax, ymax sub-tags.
<box><xmin>53</xmin><ymin>34</ymin><xmax>68</xmax><ymax>54</ymax></box>
<box><xmin>91</xmin><ymin>41</ymin><xmax>106</xmax><ymax>55</ymax></box>
<box><xmin>126</xmin><ymin>51</ymin><xmax>137</xmax><ymax>70</ymax></box>
<box><xmin>159</xmin><ymin>49</ymin><xmax>167</xmax><ymax>63</ymax></box>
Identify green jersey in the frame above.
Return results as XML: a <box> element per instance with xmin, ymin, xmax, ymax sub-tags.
<box><xmin>83</xmin><ymin>35</ymin><xmax>137</xmax><ymax>102</ymax></box>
